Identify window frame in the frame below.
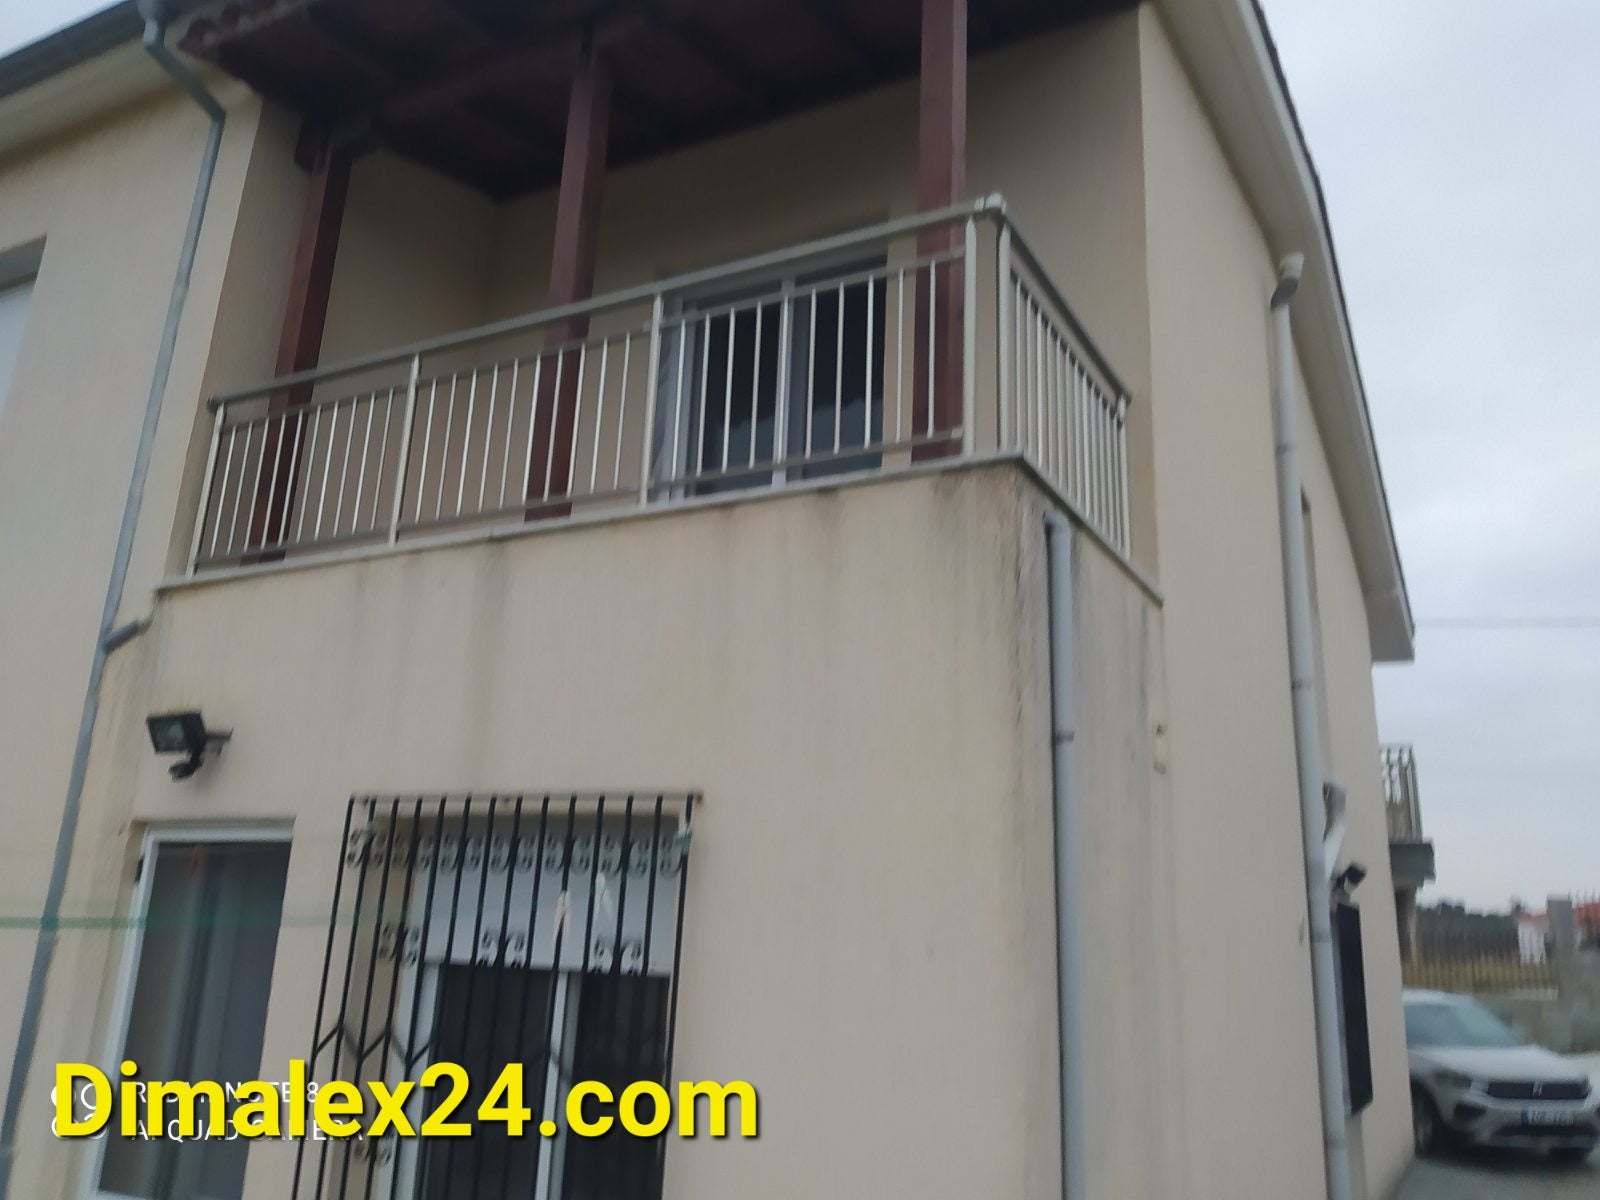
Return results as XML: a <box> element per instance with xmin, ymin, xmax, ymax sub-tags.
<box><xmin>0</xmin><ymin>251</ymin><xmax>40</xmax><ymax>433</ymax></box>
<box><xmin>86</xmin><ymin>823</ymin><xmax>293</xmax><ymax>1200</ymax></box>
<box><xmin>655</xmin><ymin>244</ymin><xmax>890</xmax><ymax>498</ymax></box>
<box><xmin>386</xmin><ymin>963</ymin><xmax>585</xmax><ymax>1200</ymax></box>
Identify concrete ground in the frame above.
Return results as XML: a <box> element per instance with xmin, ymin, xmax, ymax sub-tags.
<box><xmin>1391</xmin><ymin>1054</ymin><xmax>1600</xmax><ymax>1199</ymax></box>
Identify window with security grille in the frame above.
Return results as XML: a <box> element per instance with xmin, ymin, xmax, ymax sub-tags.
<box><xmin>294</xmin><ymin>794</ymin><xmax>694</xmax><ymax>1200</ymax></box>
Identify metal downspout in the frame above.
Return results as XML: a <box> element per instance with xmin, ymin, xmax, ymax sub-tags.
<box><xmin>1045</xmin><ymin>514</ymin><xmax>1087</xmax><ymax>1200</ymax></box>
<box><xmin>1270</xmin><ymin>253</ymin><xmax>1354</xmax><ymax>1200</ymax></box>
<box><xmin>0</xmin><ymin>12</ymin><xmax>224</xmax><ymax>1196</ymax></box>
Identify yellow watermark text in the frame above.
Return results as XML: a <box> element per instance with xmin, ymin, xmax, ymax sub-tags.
<box><xmin>53</xmin><ymin>1062</ymin><xmax>757</xmax><ymax>1142</ymax></box>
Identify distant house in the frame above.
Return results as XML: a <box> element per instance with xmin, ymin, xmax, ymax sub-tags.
<box><xmin>1515</xmin><ymin>899</ymin><xmax>1600</xmax><ymax>963</ymax></box>
<box><xmin>1516</xmin><ymin>909</ymin><xmax>1549</xmax><ymax>964</ymax></box>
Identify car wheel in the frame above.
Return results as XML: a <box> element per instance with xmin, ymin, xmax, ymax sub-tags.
<box><xmin>1412</xmin><ymin>1087</ymin><xmax>1446</xmax><ymax>1157</ymax></box>
<box><xmin>1549</xmin><ymin>1145</ymin><xmax>1593</xmax><ymax>1165</ymax></box>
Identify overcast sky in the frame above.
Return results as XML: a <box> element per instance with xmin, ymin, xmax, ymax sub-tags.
<box><xmin>1260</xmin><ymin>0</ymin><xmax>1600</xmax><ymax>910</ymax></box>
<box><xmin>4</xmin><ymin>3</ymin><xmax>1595</xmax><ymax>910</ymax></box>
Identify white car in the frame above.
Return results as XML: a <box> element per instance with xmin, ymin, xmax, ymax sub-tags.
<box><xmin>1405</xmin><ymin>989</ymin><xmax>1598</xmax><ymax>1163</ymax></box>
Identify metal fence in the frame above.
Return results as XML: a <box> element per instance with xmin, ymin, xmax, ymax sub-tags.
<box><xmin>188</xmin><ymin>198</ymin><xmax>1132</xmax><ymax>574</ymax></box>
<box><xmin>293</xmin><ymin>794</ymin><xmax>694</xmax><ymax>1200</ymax></box>
<box><xmin>1403</xmin><ymin>902</ymin><xmax>1558</xmax><ymax>994</ymax></box>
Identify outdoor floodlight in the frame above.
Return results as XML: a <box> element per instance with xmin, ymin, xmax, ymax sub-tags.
<box><xmin>146</xmin><ymin>711</ymin><xmax>231</xmax><ymax>780</ymax></box>
<box><xmin>1335</xmin><ymin>862</ymin><xmax>1368</xmax><ymax>895</ymax></box>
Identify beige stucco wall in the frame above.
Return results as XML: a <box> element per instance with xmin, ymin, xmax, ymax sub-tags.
<box><xmin>11</xmin><ymin>464</ymin><xmax>1165</xmax><ymax>1200</ymax></box>
<box><xmin>1033</xmin><ymin>497</ymin><xmax>1187</xmax><ymax>1199</ymax></box>
<box><xmin>320</xmin><ymin>152</ymin><xmax>497</xmax><ymax>365</ymax></box>
<box><xmin>1296</xmin><ymin>360</ymin><xmax>1415</xmax><ymax>1196</ymax></box>
<box><xmin>1138</xmin><ymin>8</ymin><xmax>1410</xmax><ymax>1198</ymax></box>
<box><xmin>0</xmin><ymin>82</ymin><xmax>271</xmax><ymax>1111</ymax></box>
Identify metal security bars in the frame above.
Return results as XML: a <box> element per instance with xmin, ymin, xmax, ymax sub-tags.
<box><xmin>294</xmin><ymin>794</ymin><xmax>695</xmax><ymax>1200</ymax></box>
<box><xmin>997</xmin><ymin>224</ymin><xmax>1131</xmax><ymax>553</ymax></box>
<box><xmin>1380</xmin><ymin>743</ymin><xmax>1423</xmax><ymax>843</ymax></box>
<box><xmin>188</xmin><ymin>198</ymin><xmax>1133</xmax><ymax>574</ymax></box>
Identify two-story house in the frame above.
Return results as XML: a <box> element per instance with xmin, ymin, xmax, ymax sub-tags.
<box><xmin>0</xmin><ymin>1</ymin><xmax>1417</xmax><ymax>1198</ymax></box>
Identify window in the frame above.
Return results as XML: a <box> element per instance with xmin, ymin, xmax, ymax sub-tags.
<box><xmin>411</xmin><ymin>967</ymin><xmax>669</xmax><ymax>1200</ymax></box>
<box><xmin>1403</xmin><ymin>998</ymin><xmax>1523</xmax><ymax>1049</ymax></box>
<box><xmin>97</xmin><ymin>832</ymin><xmax>292</xmax><ymax>1200</ymax></box>
<box><xmin>1333</xmin><ymin>901</ymin><xmax>1374</xmax><ymax>1115</ymax></box>
<box><xmin>0</xmin><ymin>269</ymin><xmax>36</xmax><ymax>429</ymax></box>
<box><xmin>300</xmin><ymin>795</ymin><xmax>694</xmax><ymax>1200</ymax></box>
<box><xmin>653</xmin><ymin>259</ymin><xmax>888</xmax><ymax>494</ymax></box>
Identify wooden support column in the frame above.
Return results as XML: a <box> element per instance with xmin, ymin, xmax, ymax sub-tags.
<box><xmin>248</xmin><ymin>130</ymin><xmax>353</xmax><ymax>549</ymax></box>
<box><xmin>527</xmin><ymin>43</ymin><xmax>611</xmax><ymax>516</ymax></box>
<box><xmin>911</xmin><ymin>0</ymin><xmax>967</xmax><ymax>461</ymax></box>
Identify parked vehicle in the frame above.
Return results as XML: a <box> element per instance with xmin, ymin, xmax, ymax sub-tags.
<box><xmin>1405</xmin><ymin>989</ymin><xmax>1598</xmax><ymax>1163</ymax></box>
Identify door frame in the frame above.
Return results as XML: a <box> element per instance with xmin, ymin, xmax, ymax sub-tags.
<box><xmin>85</xmin><ymin>823</ymin><xmax>294</xmax><ymax>1200</ymax></box>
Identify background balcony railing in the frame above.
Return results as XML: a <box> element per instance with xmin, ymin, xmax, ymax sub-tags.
<box><xmin>1381</xmin><ymin>743</ymin><xmax>1424</xmax><ymax>843</ymax></box>
<box><xmin>187</xmin><ymin>197</ymin><xmax>1131</xmax><ymax>575</ymax></box>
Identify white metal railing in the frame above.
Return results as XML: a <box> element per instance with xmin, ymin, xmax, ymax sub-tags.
<box><xmin>998</xmin><ymin>222</ymin><xmax>1131</xmax><ymax>554</ymax></box>
<box><xmin>187</xmin><ymin>197</ymin><xmax>1132</xmax><ymax>574</ymax></box>
<box><xmin>1381</xmin><ymin>743</ymin><xmax>1424</xmax><ymax>842</ymax></box>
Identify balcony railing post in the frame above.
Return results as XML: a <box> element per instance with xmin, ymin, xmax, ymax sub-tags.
<box><xmin>387</xmin><ymin>353</ymin><xmax>422</xmax><ymax>544</ymax></box>
<box><xmin>1116</xmin><ymin>393</ymin><xmax>1131</xmax><ymax>555</ymax></box>
<box><xmin>186</xmin><ymin>402</ymin><xmax>226</xmax><ymax>575</ymax></box>
<box><xmin>638</xmin><ymin>292</ymin><xmax>666</xmax><ymax>505</ymax></box>
<box><xmin>773</xmin><ymin>284</ymin><xmax>794</xmax><ymax>470</ymax></box>
<box><xmin>1406</xmin><ymin>753</ymin><xmax>1423</xmax><ymax>837</ymax></box>
<box><xmin>995</xmin><ymin>221</ymin><xmax>1012</xmax><ymax>453</ymax></box>
<box><xmin>962</xmin><ymin>216</ymin><xmax>978</xmax><ymax>456</ymax></box>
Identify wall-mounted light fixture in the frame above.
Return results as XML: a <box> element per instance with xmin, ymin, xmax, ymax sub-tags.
<box><xmin>1334</xmin><ymin>862</ymin><xmax>1368</xmax><ymax>896</ymax></box>
<box><xmin>146</xmin><ymin>711</ymin><xmax>231</xmax><ymax>779</ymax></box>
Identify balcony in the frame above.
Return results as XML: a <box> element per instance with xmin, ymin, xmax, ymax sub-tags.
<box><xmin>1381</xmin><ymin>743</ymin><xmax>1423</xmax><ymax>843</ymax></box>
<box><xmin>186</xmin><ymin>198</ymin><xmax>1131</xmax><ymax>576</ymax></box>
<box><xmin>1382</xmin><ymin>743</ymin><xmax>1435</xmax><ymax>891</ymax></box>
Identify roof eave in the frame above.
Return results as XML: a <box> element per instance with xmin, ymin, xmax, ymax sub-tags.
<box><xmin>1156</xmin><ymin>0</ymin><xmax>1416</xmax><ymax>664</ymax></box>
<box><xmin>0</xmin><ymin>2</ymin><xmax>223</xmax><ymax>160</ymax></box>
<box><xmin>0</xmin><ymin>2</ymin><xmax>147</xmax><ymax>103</ymax></box>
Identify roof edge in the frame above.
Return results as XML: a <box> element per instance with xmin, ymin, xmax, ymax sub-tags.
<box><xmin>0</xmin><ymin>3</ymin><xmax>146</xmax><ymax>103</ymax></box>
<box><xmin>1155</xmin><ymin>0</ymin><xmax>1416</xmax><ymax>663</ymax></box>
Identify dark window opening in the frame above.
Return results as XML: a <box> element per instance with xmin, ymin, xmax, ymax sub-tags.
<box><xmin>669</xmin><ymin>262</ymin><xmax>888</xmax><ymax>495</ymax></box>
<box><xmin>1335</xmin><ymin>901</ymin><xmax>1374</xmax><ymax>1114</ymax></box>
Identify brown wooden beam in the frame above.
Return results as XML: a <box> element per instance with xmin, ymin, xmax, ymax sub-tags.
<box><xmin>805</xmin><ymin>0</ymin><xmax>896</xmax><ymax>72</ymax></box>
<box><xmin>605</xmin><ymin>70</ymin><xmax>675</xmax><ymax>156</ymax></box>
<box><xmin>912</xmin><ymin>0</ymin><xmax>967</xmax><ymax>460</ymax></box>
<box><xmin>917</xmin><ymin>0</ymin><xmax>966</xmax><ymax>230</ymax></box>
<box><xmin>276</xmin><ymin>138</ymin><xmax>353</xmax><ymax>379</ymax></box>
<box><xmin>645</xmin><ymin>3</ymin><xmax>777</xmax><ymax>114</ymax></box>
<box><xmin>774</xmin><ymin>0</ymin><xmax>879</xmax><ymax>83</ymax></box>
<box><xmin>547</xmin><ymin>53</ymin><xmax>612</xmax><ymax>314</ymax></box>
<box><xmin>526</xmin><ymin>45</ymin><xmax>613</xmax><ymax>514</ymax></box>
<box><xmin>382</xmin><ymin>45</ymin><xmax>556</xmax><ymax>123</ymax></box>
<box><xmin>365</xmin><ymin>12</ymin><xmax>646</xmax><ymax>127</ymax></box>
<box><xmin>249</xmin><ymin>130</ymin><xmax>354</xmax><ymax>550</ymax></box>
